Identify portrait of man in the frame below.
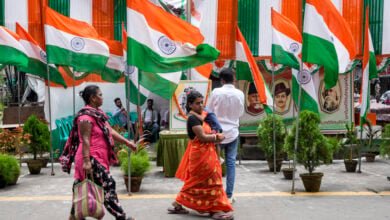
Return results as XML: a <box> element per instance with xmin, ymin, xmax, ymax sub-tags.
<box><xmin>274</xmin><ymin>81</ymin><xmax>291</xmax><ymax>114</ymax></box>
<box><xmin>245</xmin><ymin>82</ymin><xmax>264</xmax><ymax>115</ymax></box>
<box><xmin>320</xmin><ymin>81</ymin><xmax>342</xmax><ymax>113</ymax></box>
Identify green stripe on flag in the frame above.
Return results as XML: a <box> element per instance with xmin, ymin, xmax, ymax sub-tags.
<box><xmin>238</xmin><ymin>0</ymin><xmax>259</xmax><ymax>56</ymax></box>
<box><xmin>236</xmin><ymin>61</ymin><xmax>253</xmax><ymax>81</ymax></box>
<box><xmin>18</xmin><ymin>58</ymin><xmax>67</xmax><ymax>87</ymax></box>
<box><xmin>139</xmin><ymin>71</ymin><xmax>180</xmax><ymax>100</ymax></box>
<box><xmin>46</xmin><ymin>45</ymin><xmax>108</xmax><ymax>73</ymax></box>
<box><xmin>369</xmin><ymin>52</ymin><xmax>377</xmax><ymax>79</ymax></box>
<box><xmin>272</xmin><ymin>45</ymin><xmax>300</xmax><ymax>70</ymax></box>
<box><xmin>48</xmin><ymin>0</ymin><xmax>70</xmax><ymax>16</ymax></box>
<box><xmin>100</xmin><ymin>68</ymin><xmax>123</xmax><ymax>82</ymax></box>
<box><xmin>125</xmin><ymin>75</ymin><xmax>147</xmax><ymax>105</ymax></box>
<box><xmin>292</xmin><ymin>77</ymin><xmax>319</xmax><ymax>114</ymax></box>
<box><xmin>302</xmin><ymin>33</ymin><xmax>338</xmax><ymax>89</ymax></box>
<box><xmin>114</xmin><ymin>0</ymin><xmax>126</xmax><ymax>41</ymax></box>
<box><xmin>0</xmin><ymin>45</ymin><xmax>28</xmax><ymax>68</ymax></box>
<box><xmin>364</xmin><ymin>0</ymin><xmax>384</xmax><ymax>55</ymax></box>
<box><xmin>127</xmin><ymin>38</ymin><xmax>220</xmax><ymax>73</ymax></box>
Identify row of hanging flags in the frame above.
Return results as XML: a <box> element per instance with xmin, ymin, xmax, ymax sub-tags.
<box><xmin>0</xmin><ymin>0</ymin><xmax>386</xmax><ymax>122</ymax></box>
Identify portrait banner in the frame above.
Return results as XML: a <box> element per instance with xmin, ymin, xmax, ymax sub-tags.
<box><xmin>170</xmin><ymin>80</ymin><xmax>211</xmax><ymax>130</ymax></box>
<box><xmin>238</xmin><ymin>64</ymin><xmax>353</xmax><ymax>135</ymax></box>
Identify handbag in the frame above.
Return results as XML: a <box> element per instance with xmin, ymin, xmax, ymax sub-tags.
<box><xmin>73</xmin><ymin>173</ymin><xmax>105</xmax><ymax>219</ymax></box>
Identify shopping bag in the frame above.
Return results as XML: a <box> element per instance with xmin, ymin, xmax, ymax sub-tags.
<box><xmin>73</xmin><ymin>174</ymin><xmax>105</xmax><ymax>219</ymax></box>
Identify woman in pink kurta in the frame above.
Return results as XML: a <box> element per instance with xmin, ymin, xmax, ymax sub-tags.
<box><xmin>61</xmin><ymin>85</ymin><xmax>137</xmax><ymax>220</ymax></box>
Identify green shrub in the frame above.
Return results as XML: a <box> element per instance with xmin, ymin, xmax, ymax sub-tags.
<box><xmin>0</xmin><ymin>153</ymin><xmax>20</xmax><ymax>184</ymax></box>
<box><xmin>120</xmin><ymin>149</ymin><xmax>151</xmax><ymax>178</ymax></box>
<box><xmin>284</xmin><ymin>111</ymin><xmax>332</xmax><ymax>175</ymax></box>
<box><xmin>23</xmin><ymin>115</ymin><xmax>50</xmax><ymax>160</ymax></box>
<box><xmin>327</xmin><ymin>136</ymin><xmax>342</xmax><ymax>156</ymax></box>
<box><xmin>380</xmin><ymin>124</ymin><xmax>390</xmax><ymax>159</ymax></box>
<box><xmin>257</xmin><ymin>114</ymin><xmax>286</xmax><ymax>159</ymax></box>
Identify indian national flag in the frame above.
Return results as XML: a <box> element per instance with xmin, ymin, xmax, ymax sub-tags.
<box><xmin>44</xmin><ymin>6</ymin><xmax>109</xmax><ymax>73</ymax></box>
<box><xmin>236</xmin><ymin>26</ymin><xmax>273</xmax><ymax>113</ymax></box>
<box><xmin>271</xmin><ymin>9</ymin><xmax>319</xmax><ymax>114</ymax></box>
<box><xmin>0</xmin><ymin>26</ymin><xmax>28</xmax><ymax>68</ymax></box>
<box><xmin>15</xmin><ymin>23</ymin><xmax>67</xmax><ymax>87</ymax></box>
<box><xmin>122</xmin><ymin>25</ymin><xmax>149</xmax><ymax>105</ymax></box>
<box><xmin>191</xmin><ymin>64</ymin><xmax>212</xmax><ymax>80</ymax></box>
<box><xmin>302</xmin><ymin>0</ymin><xmax>356</xmax><ymax>89</ymax></box>
<box><xmin>360</xmin><ymin>7</ymin><xmax>375</xmax><ymax>124</ymax></box>
<box><xmin>126</xmin><ymin>0</ymin><xmax>220</xmax><ymax>73</ymax></box>
<box><xmin>98</xmin><ymin>39</ymin><xmax>124</xmax><ymax>82</ymax></box>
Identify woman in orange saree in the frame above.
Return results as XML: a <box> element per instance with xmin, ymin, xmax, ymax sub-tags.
<box><xmin>168</xmin><ymin>91</ymin><xmax>234</xmax><ymax>220</ymax></box>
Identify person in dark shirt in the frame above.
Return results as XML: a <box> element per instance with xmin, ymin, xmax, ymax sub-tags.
<box><xmin>168</xmin><ymin>90</ymin><xmax>234</xmax><ymax>220</ymax></box>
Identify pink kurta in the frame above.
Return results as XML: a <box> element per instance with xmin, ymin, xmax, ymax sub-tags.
<box><xmin>74</xmin><ymin>106</ymin><xmax>113</xmax><ymax>180</ymax></box>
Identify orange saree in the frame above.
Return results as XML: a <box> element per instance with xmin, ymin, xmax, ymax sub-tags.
<box><xmin>175</xmin><ymin>122</ymin><xmax>233</xmax><ymax>213</ymax></box>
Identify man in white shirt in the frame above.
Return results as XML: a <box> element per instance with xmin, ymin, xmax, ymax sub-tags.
<box><xmin>207</xmin><ymin>68</ymin><xmax>245</xmax><ymax>203</ymax></box>
<box><xmin>142</xmin><ymin>99</ymin><xmax>159</xmax><ymax>142</ymax></box>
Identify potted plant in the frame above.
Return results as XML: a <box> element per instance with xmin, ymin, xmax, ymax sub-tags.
<box><xmin>379</xmin><ymin>124</ymin><xmax>390</xmax><ymax>159</ymax></box>
<box><xmin>362</xmin><ymin>120</ymin><xmax>380</xmax><ymax>162</ymax></box>
<box><xmin>285</xmin><ymin>111</ymin><xmax>332</xmax><ymax>192</ymax></box>
<box><xmin>23</xmin><ymin>115</ymin><xmax>50</xmax><ymax>174</ymax></box>
<box><xmin>0</xmin><ymin>153</ymin><xmax>21</xmax><ymax>188</ymax></box>
<box><xmin>257</xmin><ymin>114</ymin><xmax>285</xmax><ymax>172</ymax></box>
<box><xmin>343</xmin><ymin>123</ymin><xmax>359</xmax><ymax>172</ymax></box>
<box><xmin>327</xmin><ymin>136</ymin><xmax>342</xmax><ymax>162</ymax></box>
<box><xmin>118</xmin><ymin>145</ymin><xmax>151</xmax><ymax>192</ymax></box>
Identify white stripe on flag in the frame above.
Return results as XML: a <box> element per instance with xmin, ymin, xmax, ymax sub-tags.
<box><xmin>4</xmin><ymin>0</ymin><xmax>28</xmax><ymax>31</ymax></box>
<box><xmin>304</xmin><ymin>4</ymin><xmax>351</xmax><ymax>73</ymax></box>
<box><xmin>127</xmin><ymin>9</ymin><xmax>197</xmax><ymax>58</ymax></box>
<box><xmin>70</xmin><ymin>0</ymin><xmax>93</xmax><ymax>24</ymax></box>
<box><xmin>19</xmin><ymin>39</ymin><xmax>43</xmax><ymax>62</ymax></box>
<box><xmin>45</xmin><ymin>25</ymin><xmax>109</xmax><ymax>55</ymax></box>
<box><xmin>236</xmin><ymin>41</ymin><xmax>248</xmax><ymax>63</ymax></box>
<box><xmin>191</xmin><ymin>0</ymin><xmax>218</xmax><ymax>47</ymax></box>
<box><xmin>383</xmin><ymin>0</ymin><xmax>390</xmax><ymax>54</ymax></box>
<box><xmin>106</xmin><ymin>54</ymin><xmax>124</xmax><ymax>72</ymax></box>
<box><xmin>258</xmin><ymin>0</ymin><xmax>281</xmax><ymax>56</ymax></box>
<box><xmin>272</xmin><ymin>28</ymin><xmax>302</xmax><ymax>56</ymax></box>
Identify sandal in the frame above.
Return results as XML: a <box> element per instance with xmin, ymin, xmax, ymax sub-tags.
<box><xmin>211</xmin><ymin>212</ymin><xmax>234</xmax><ymax>220</ymax></box>
<box><xmin>167</xmin><ymin>205</ymin><xmax>189</xmax><ymax>214</ymax></box>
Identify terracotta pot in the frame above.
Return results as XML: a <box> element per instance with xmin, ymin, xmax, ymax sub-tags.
<box><xmin>365</xmin><ymin>153</ymin><xmax>376</xmax><ymax>162</ymax></box>
<box><xmin>300</xmin><ymin>173</ymin><xmax>324</xmax><ymax>192</ymax></box>
<box><xmin>282</xmin><ymin>168</ymin><xmax>295</xmax><ymax>180</ymax></box>
<box><xmin>123</xmin><ymin>176</ymin><xmax>143</xmax><ymax>192</ymax></box>
<box><xmin>266</xmin><ymin>158</ymin><xmax>283</xmax><ymax>172</ymax></box>
<box><xmin>40</xmin><ymin>158</ymin><xmax>50</xmax><ymax>168</ymax></box>
<box><xmin>27</xmin><ymin>160</ymin><xmax>42</xmax><ymax>174</ymax></box>
<box><xmin>344</xmin><ymin>160</ymin><xmax>358</xmax><ymax>172</ymax></box>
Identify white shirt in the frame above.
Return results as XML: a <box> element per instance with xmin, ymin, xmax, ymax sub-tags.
<box><xmin>143</xmin><ymin>109</ymin><xmax>157</xmax><ymax>123</ymax></box>
<box><xmin>207</xmin><ymin>84</ymin><xmax>245</xmax><ymax>144</ymax></box>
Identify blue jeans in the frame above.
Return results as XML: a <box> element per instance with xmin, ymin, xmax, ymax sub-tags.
<box><xmin>219</xmin><ymin>138</ymin><xmax>238</xmax><ymax>198</ymax></box>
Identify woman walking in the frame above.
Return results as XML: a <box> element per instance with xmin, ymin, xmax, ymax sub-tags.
<box><xmin>168</xmin><ymin>90</ymin><xmax>234</xmax><ymax>220</ymax></box>
<box><xmin>60</xmin><ymin>85</ymin><xmax>137</xmax><ymax>220</ymax></box>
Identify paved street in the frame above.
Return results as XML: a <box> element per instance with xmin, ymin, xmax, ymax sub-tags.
<box><xmin>1</xmin><ymin>158</ymin><xmax>390</xmax><ymax>220</ymax></box>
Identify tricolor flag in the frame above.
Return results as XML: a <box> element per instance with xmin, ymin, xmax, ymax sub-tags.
<box><xmin>271</xmin><ymin>9</ymin><xmax>319</xmax><ymax>114</ymax></box>
<box><xmin>126</xmin><ymin>0</ymin><xmax>220</xmax><ymax>73</ymax></box>
<box><xmin>236</xmin><ymin>26</ymin><xmax>273</xmax><ymax>113</ymax></box>
<box><xmin>360</xmin><ymin>7</ymin><xmax>376</xmax><ymax>125</ymax></box>
<box><xmin>0</xmin><ymin>26</ymin><xmax>28</xmax><ymax>68</ymax></box>
<box><xmin>302</xmin><ymin>0</ymin><xmax>356</xmax><ymax>89</ymax></box>
<box><xmin>122</xmin><ymin>25</ymin><xmax>149</xmax><ymax>105</ymax></box>
<box><xmin>367</xmin><ymin>29</ymin><xmax>378</xmax><ymax>80</ymax></box>
<box><xmin>44</xmin><ymin>6</ymin><xmax>109</xmax><ymax>73</ymax></box>
<box><xmin>15</xmin><ymin>23</ymin><xmax>67</xmax><ymax>87</ymax></box>
<box><xmin>98</xmin><ymin>39</ymin><xmax>124</xmax><ymax>82</ymax></box>
<box><xmin>191</xmin><ymin>64</ymin><xmax>213</xmax><ymax>81</ymax></box>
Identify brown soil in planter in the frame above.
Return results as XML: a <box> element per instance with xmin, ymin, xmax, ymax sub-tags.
<box><xmin>300</xmin><ymin>173</ymin><xmax>323</xmax><ymax>192</ymax></box>
<box><xmin>344</xmin><ymin>160</ymin><xmax>358</xmax><ymax>172</ymax></box>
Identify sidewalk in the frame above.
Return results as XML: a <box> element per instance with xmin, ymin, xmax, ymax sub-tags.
<box><xmin>1</xmin><ymin>158</ymin><xmax>390</xmax><ymax>219</ymax></box>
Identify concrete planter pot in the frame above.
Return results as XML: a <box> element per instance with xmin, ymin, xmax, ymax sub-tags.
<box><xmin>282</xmin><ymin>168</ymin><xmax>295</xmax><ymax>180</ymax></box>
<box><xmin>344</xmin><ymin>160</ymin><xmax>358</xmax><ymax>172</ymax></box>
<box><xmin>27</xmin><ymin>160</ymin><xmax>42</xmax><ymax>175</ymax></box>
<box><xmin>365</xmin><ymin>153</ymin><xmax>376</xmax><ymax>162</ymax></box>
<box><xmin>124</xmin><ymin>176</ymin><xmax>143</xmax><ymax>192</ymax></box>
<box><xmin>300</xmin><ymin>172</ymin><xmax>324</xmax><ymax>192</ymax></box>
<box><xmin>266</xmin><ymin>158</ymin><xmax>283</xmax><ymax>172</ymax></box>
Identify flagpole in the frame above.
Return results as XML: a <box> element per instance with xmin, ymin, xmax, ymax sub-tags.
<box><xmin>46</xmin><ymin>63</ymin><xmax>55</xmax><ymax>176</ymax></box>
<box><xmin>186</xmin><ymin>0</ymin><xmax>191</xmax><ymax>80</ymax></box>
<box><xmin>291</xmin><ymin>62</ymin><xmax>303</xmax><ymax>194</ymax></box>
<box><xmin>17</xmin><ymin>68</ymin><xmax>21</xmax><ymax>126</ymax></box>
<box><xmin>271</xmin><ymin>63</ymin><xmax>276</xmax><ymax>174</ymax></box>
<box><xmin>137</xmin><ymin>70</ymin><xmax>143</xmax><ymax>139</ymax></box>
<box><xmin>126</xmin><ymin>69</ymin><xmax>132</xmax><ymax>196</ymax></box>
<box><xmin>358</xmin><ymin>125</ymin><xmax>363</xmax><ymax>173</ymax></box>
<box><xmin>72</xmin><ymin>70</ymin><xmax>75</xmax><ymax>117</ymax></box>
